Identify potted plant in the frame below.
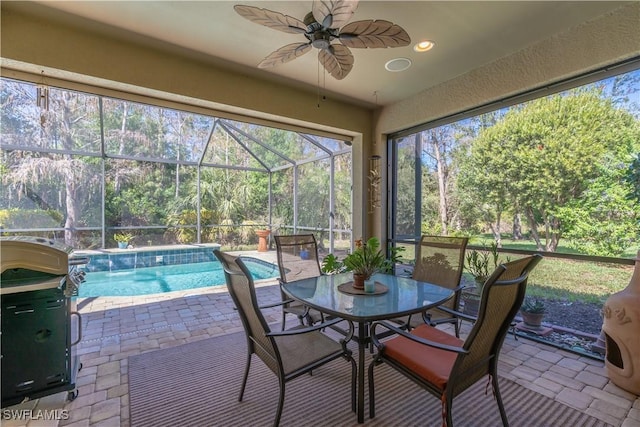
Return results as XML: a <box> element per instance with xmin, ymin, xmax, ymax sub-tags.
<box><xmin>465</xmin><ymin>242</ymin><xmax>500</xmax><ymax>285</ymax></box>
<box><xmin>461</xmin><ymin>242</ymin><xmax>500</xmax><ymax>315</ymax></box>
<box><xmin>325</xmin><ymin>237</ymin><xmax>404</xmax><ymax>289</ymax></box>
<box><xmin>114</xmin><ymin>232</ymin><xmax>133</xmax><ymax>249</ymax></box>
<box><xmin>520</xmin><ymin>297</ymin><xmax>546</xmax><ymax>329</ymax></box>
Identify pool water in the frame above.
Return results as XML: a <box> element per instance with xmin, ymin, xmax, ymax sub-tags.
<box><xmin>78</xmin><ymin>258</ymin><xmax>279</xmax><ymax>297</ymax></box>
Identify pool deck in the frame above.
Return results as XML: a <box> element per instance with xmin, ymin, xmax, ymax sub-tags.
<box><xmin>3</xmin><ymin>250</ymin><xmax>640</xmax><ymax>427</ymax></box>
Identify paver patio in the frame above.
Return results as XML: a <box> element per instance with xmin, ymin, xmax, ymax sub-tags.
<box><xmin>3</xmin><ymin>251</ymin><xmax>639</xmax><ymax>427</ymax></box>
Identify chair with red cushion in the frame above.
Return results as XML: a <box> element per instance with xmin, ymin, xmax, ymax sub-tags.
<box><xmin>368</xmin><ymin>254</ymin><xmax>542</xmax><ymax>426</ymax></box>
<box><xmin>392</xmin><ymin>235</ymin><xmax>469</xmax><ymax>336</ymax></box>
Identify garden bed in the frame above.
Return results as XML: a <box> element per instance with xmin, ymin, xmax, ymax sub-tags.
<box><xmin>513</xmin><ymin>299</ymin><xmax>605</xmax><ymax>360</ymax></box>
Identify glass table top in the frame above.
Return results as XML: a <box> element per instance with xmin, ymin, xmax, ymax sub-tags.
<box><xmin>281</xmin><ymin>272</ymin><xmax>454</xmax><ymax>322</ymax></box>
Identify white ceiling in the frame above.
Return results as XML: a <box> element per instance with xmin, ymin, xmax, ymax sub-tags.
<box><xmin>18</xmin><ymin>1</ymin><xmax>630</xmax><ymax>107</ymax></box>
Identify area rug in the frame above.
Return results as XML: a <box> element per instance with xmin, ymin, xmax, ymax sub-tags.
<box><xmin>128</xmin><ymin>331</ymin><xmax>610</xmax><ymax>427</ymax></box>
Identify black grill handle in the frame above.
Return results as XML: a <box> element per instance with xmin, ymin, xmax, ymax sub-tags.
<box><xmin>70</xmin><ymin>311</ymin><xmax>82</xmax><ymax>346</ymax></box>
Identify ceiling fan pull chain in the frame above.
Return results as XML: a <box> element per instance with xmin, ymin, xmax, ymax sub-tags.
<box><xmin>323</xmin><ymin>65</ymin><xmax>327</xmax><ymax>102</ymax></box>
<box><xmin>317</xmin><ymin>59</ymin><xmax>321</xmax><ymax>108</ymax></box>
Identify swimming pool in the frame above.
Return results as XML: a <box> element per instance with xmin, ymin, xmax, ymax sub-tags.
<box><xmin>78</xmin><ymin>257</ymin><xmax>279</xmax><ymax>297</ymax></box>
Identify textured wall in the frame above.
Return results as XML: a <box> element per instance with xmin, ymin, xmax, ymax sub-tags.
<box><xmin>377</xmin><ymin>2</ymin><xmax>640</xmax><ymax>135</ymax></box>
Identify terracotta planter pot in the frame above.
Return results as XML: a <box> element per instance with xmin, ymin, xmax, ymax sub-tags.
<box><xmin>255</xmin><ymin>229</ymin><xmax>270</xmax><ymax>252</ymax></box>
<box><xmin>520</xmin><ymin>311</ymin><xmax>545</xmax><ymax>329</ymax></box>
<box><xmin>353</xmin><ymin>273</ymin><xmax>367</xmax><ymax>290</ymax></box>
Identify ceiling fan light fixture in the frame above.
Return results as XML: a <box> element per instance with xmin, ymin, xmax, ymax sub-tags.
<box><xmin>311</xmin><ymin>31</ymin><xmax>332</xmax><ymax>49</ymax></box>
<box><xmin>385</xmin><ymin>58</ymin><xmax>412</xmax><ymax>72</ymax></box>
<box><xmin>414</xmin><ymin>40</ymin><xmax>435</xmax><ymax>52</ymax></box>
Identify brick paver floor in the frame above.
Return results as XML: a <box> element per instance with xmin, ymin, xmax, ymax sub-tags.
<box><xmin>3</xmin><ymin>251</ymin><xmax>639</xmax><ymax>426</ymax></box>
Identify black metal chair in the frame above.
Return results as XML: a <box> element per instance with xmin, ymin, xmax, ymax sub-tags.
<box><xmin>214</xmin><ymin>249</ymin><xmax>357</xmax><ymax>427</ymax></box>
<box><xmin>393</xmin><ymin>235</ymin><xmax>469</xmax><ymax>336</ymax></box>
<box><xmin>274</xmin><ymin>234</ymin><xmax>326</xmax><ymax>329</ymax></box>
<box><xmin>369</xmin><ymin>254</ymin><xmax>542</xmax><ymax>426</ymax></box>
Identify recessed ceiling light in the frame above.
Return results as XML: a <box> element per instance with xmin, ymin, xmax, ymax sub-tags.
<box><xmin>414</xmin><ymin>40</ymin><xmax>435</xmax><ymax>52</ymax></box>
<box><xmin>385</xmin><ymin>58</ymin><xmax>412</xmax><ymax>72</ymax></box>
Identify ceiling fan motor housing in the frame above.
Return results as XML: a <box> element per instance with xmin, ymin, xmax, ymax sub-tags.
<box><xmin>304</xmin><ymin>13</ymin><xmax>337</xmax><ymax>50</ymax></box>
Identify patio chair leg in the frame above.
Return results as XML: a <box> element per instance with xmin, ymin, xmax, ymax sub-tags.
<box><xmin>239</xmin><ymin>353</ymin><xmax>252</xmax><ymax>401</ymax></box>
<box><xmin>454</xmin><ymin>319</ymin><xmax>460</xmax><ymax>338</ymax></box>
<box><xmin>273</xmin><ymin>380</ymin><xmax>285</xmax><ymax>427</ymax></box>
<box><xmin>492</xmin><ymin>374</ymin><xmax>509</xmax><ymax>426</ymax></box>
<box><xmin>281</xmin><ymin>310</ymin><xmax>286</xmax><ymax>331</ymax></box>
<box><xmin>445</xmin><ymin>398</ymin><xmax>454</xmax><ymax>427</ymax></box>
<box><xmin>350</xmin><ymin>357</ymin><xmax>357</xmax><ymax>413</ymax></box>
<box><xmin>368</xmin><ymin>361</ymin><xmax>376</xmax><ymax>418</ymax></box>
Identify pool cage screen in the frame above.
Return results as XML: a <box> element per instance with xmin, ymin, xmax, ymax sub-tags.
<box><xmin>0</xmin><ymin>77</ymin><xmax>353</xmax><ymax>253</ymax></box>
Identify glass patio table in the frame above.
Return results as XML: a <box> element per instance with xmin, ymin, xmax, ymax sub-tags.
<box><xmin>281</xmin><ymin>271</ymin><xmax>454</xmax><ymax>423</ymax></box>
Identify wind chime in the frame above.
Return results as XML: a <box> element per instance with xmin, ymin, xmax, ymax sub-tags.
<box><xmin>368</xmin><ymin>155</ymin><xmax>381</xmax><ymax>213</ymax></box>
<box><xmin>36</xmin><ymin>71</ymin><xmax>50</xmax><ymax>126</ymax></box>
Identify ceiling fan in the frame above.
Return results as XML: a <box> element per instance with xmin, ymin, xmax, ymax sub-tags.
<box><xmin>234</xmin><ymin>0</ymin><xmax>411</xmax><ymax>80</ymax></box>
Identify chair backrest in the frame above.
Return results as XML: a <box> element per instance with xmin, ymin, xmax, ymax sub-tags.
<box><xmin>274</xmin><ymin>234</ymin><xmax>322</xmax><ymax>283</ymax></box>
<box><xmin>213</xmin><ymin>249</ymin><xmax>281</xmax><ymax>375</ymax></box>
<box><xmin>412</xmin><ymin>235</ymin><xmax>469</xmax><ymax>309</ymax></box>
<box><xmin>449</xmin><ymin>254</ymin><xmax>542</xmax><ymax>395</ymax></box>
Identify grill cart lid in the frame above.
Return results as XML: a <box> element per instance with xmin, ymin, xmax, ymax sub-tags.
<box><xmin>1</xmin><ymin>236</ymin><xmax>71</xmax><ymax>275</ymax></box>
<box><xmin>1</xmin><ymin>237</ymin><xmax>71</xmax><ymax>294</ymax></box>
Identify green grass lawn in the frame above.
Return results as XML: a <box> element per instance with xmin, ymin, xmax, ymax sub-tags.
<box><xmin>402</xmin><ymin>236</ymin><xmax>636</xmax><ymax>305</ymax></box>
<box><xmin>480</xmin><ymin>236</ymin><xmax>635</xmax><ymax>303</ymax></box>
<box><xmin>501</xmin><ymin>258</ymin><xmax>632</xmax><ymax>303</ymax></box>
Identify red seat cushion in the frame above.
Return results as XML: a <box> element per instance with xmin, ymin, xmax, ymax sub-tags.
<box><xmin>382</xmin><ymin>324</ymin><xmax>463</xmax><ymax>390</ymax></box>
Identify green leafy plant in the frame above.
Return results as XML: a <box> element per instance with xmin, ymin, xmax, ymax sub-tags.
<box><xmin>321</xmin><ymin>237</ymin><xmax>405</xmax><ymax>278</ymax></box>
<box><xmin>520</xmin><ymin>297</ymin><xmax>546</xmax><ymax>314</ymax></box>
<box><xmin>113</xmin><ymin>232</ymin><xmax>133</xmax><ymax>243</ymax></box>
<box><xmin>465</xmin><ymin>241</ymin><xmax>500</xmax><ymax>284</ymax></box>
<box><xmin>321</xmin><ymin>253</ymin><xmax>346</xmax><ymax>274</ymax></box>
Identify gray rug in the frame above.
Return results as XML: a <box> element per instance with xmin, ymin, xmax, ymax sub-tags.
<box><xmin>129</xmin><ymin>331</ymin><xmax>610</xmax><ymax>427</ymax></box>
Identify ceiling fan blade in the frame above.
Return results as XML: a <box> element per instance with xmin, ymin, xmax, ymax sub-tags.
<box><xmin>318</xmin><ymin>44</ymin><xmax>354</xmax><ymax>80</ymax></box>
<box><xmin>234</xmin><ymin>5</ymin><xmax>307</xmax><ymax>34</ymax></box>
<box><xmin>258</xmin><ymin>43</ymin><xmax>312</xmax><ymax>68</ymax></box>
<box><xmin>312</xmin><ymin>0</ymin><xmax>359</xmax><ymax>29</ymax></box>
<box><xmin>339</xmin><ymin>20</ymin><xmax>411</xmax><ymax>48</ymax></box>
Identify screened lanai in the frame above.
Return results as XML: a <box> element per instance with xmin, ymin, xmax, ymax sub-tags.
<box><xmin>0</xmin><ymin>77</ymin><xmax>353</xmax><ymax>252</ymax></box>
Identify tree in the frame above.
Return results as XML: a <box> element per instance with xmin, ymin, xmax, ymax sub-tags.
<box><xmin>455</xmin><ymin>112</ymin><xmax>508</xmax><ymax>244</ymax></box>
<box><xmin>624</xmin><ymin>153</ymin><xmax>640</xmax><ymax>204</ymax></box>
<box><xmin>1</xmin><ymin>81</ymin><xmax>102</xmax><ymax>247</ymax></box>
<box><xmin>557</xmin><ymin>160</ymin><xmax>640</xmax><ymax>256</ymax></box>
<box><xmin>459</xmin><ymin>89</ymin><xmax>640</xmax><ymax>253</ymax></box>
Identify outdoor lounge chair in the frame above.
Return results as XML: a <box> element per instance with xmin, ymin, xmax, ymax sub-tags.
<box><xmin>368</xmin><ymin>254</ymin><xmax>542</xmax><ymax>426</ymax></box>
<box><xmin>274</xmin><ymin>234</ymin><xmax>326</xmax><ymax>329</ymax></box>
<box><xmin>213</xmin><ymin>249</ymin><xmax>356</xmax><ymax>427</ymax></box>
<box><xmin>393</xmin><ymin>235</ymin><xmax>468</xmax><ymax>336</ymax></box>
